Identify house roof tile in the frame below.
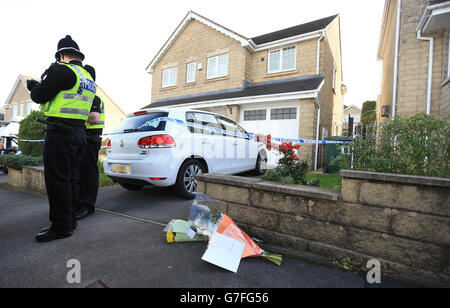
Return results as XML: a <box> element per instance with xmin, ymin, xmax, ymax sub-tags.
<box><xmin>251</xmin><ymin>14</ymin><xmax>338</xmax><ymax>45</ymax></box>
<box><xmin>145</xmin><ymin>75</ymin><xmax>324</xmax><ymax>108</ymax></box>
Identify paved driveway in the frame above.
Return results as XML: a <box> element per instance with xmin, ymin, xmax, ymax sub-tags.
<box><xmin>0</xmin><ymin>175</ymin><xmax>410</xmax><ymax>288</ymax></box>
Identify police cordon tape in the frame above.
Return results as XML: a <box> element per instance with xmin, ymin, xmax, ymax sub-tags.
<box><xmin>18</xmin><ymin>117</ymin><xmax>352</xmax><ymax>145</ymax></box>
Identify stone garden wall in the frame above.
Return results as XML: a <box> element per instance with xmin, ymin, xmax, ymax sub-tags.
<box><xmin>196</xmin><ymin>171</ymin><xmax>450</xmax><ymax>286</ymax></box>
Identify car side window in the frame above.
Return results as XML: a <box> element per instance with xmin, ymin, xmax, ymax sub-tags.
<box><xmin>217</xmin><ymin>116</ymin><xmax>247</xmax><ymax>138</ymax></box>
<box><xmin>186</xmin><ymin>112</ymin><xmax>222</xmax><ymax>135</ymax></box>
<box><xmin>186</xmin><ymin>112</ymin><xmax>198</xmax><ymax>133</ymax></box>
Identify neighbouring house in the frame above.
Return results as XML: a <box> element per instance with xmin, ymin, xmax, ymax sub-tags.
<box><xmin>377</xmin><ymin>0</ymin><xmax>450</xmax><ymax>124</ymax></box>
<box><xmin>144</xmin><ymin>11</ymin><xmax>346</xmax><ymax>169</ymax></box>
<box><xmin>2</xmin><ymin>74</ymin><xmax>126</xmax><ymax>136</ymax></box>
<box><xmin>342</xmin><ymin>104</ymin><xmax>361</xmax><ymax>136</ymax></box>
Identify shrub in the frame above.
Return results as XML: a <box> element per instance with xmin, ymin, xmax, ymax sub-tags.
<box><xmin>0</xmin><ymin>154</ymin><xmax>43</xmax><ymax>170</ymax></box>
<box><xmin>261</xmin><ymin>142</ymin><xmax>320</xmax><ymax>187</ymax></box>
<box><xmin>333</xmin><ymin>114</ymin><xmax>449</xmax><ymax>178</ymax></box>
<box><xmin>18</xmin><ymin>110</ymin><xmax>46</xmax><ymax>157</ymax></box>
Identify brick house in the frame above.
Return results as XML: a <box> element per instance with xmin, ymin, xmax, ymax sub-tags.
<box><xmin>2</xmin><ymin>74</ymin><xmax>126</xmax><ymax>134</ymax></box>
<box><xmin>144</xmin><ymin>11</ymin><xmax>345</xmax><ymax>168</ymax></box>
<box><xmin>343</xmin><ymin>104</ymin><xmax>361</xmax><ymax>136</ymax></box>
<box><xmin>377</xmin><ymin>0</ymin><xmax>450</xmax><ymax>124</ymax></box>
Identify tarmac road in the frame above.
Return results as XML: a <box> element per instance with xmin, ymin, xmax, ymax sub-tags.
<box><xmin>0</xmin><ymin>175</ymin><xmax>410</xmax><ymax>288</ymax></box>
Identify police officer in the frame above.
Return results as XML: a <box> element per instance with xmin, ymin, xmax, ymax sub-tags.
<box><xmin>75</xmin><ymin>65</ymin><xmax>105</xmax><ymax>220</ymax></box>
<box><xmin>27</xmin><ymin>35</ymin><xmax>96</xmax><ymax>242</ymax></box>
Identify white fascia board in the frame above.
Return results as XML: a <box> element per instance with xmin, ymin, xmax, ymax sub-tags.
<box><xmin>170</xmin><ymin>90</ymin><xmax>318</xmax><ymax>109</ymax></box>
<box><xmin>146</xmin><ymin>11</ymin><xmax>249</xmax><ymax>73</ymax></box>
<box><xmin>417</xmin><ymin>1</ymin><xmax>450</xmax><ymax>33</ymax></box>
<box><xmin>3</xmin><ymin>76</ymin><xmax>22</xmax><ymax>108</ymax></box>
<box><xmin>250</xmin><ymin>30</ymin><xmax>324</xmax><ymax>52</ymax></box>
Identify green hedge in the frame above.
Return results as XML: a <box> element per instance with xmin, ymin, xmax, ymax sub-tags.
<box><xmin>0</xmin><ymin>154</ymin><xmax>43</xmax><ymax>170</ymax></box>
<box><xmin>18</xmin><ymin>110</ymin><xmax>46</xmax><ymax>157</ymax></box>
<box><xmin>333</xmin><ymin>114</ymin><xmax>449</xmax><ymax>178</ymax></box>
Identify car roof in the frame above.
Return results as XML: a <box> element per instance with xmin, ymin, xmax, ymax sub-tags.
<box><xmin>128</xmin><ymin>107</ymin><xmax>223</xmax><ymax>118</ymax></box>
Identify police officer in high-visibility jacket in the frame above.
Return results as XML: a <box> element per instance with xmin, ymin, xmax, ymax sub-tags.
<box><xmin>75</xmin><ymin>65</ymin><xmax>105</xmax><ymax>220</ymax></box>
<box><xmin>27</xmin><ymin>35</ymin><xmax>95</xmax><ymax>242</ymax></box>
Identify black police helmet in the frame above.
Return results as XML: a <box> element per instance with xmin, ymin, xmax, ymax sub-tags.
<box><xmin>55</xmin><ymin>35</ymin><xmax>85</xmax><ymax>61</ymax></box>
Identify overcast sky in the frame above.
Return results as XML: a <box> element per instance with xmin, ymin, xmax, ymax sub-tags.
<box><xmin>0</xmin><ymin>0</ymin><xmax>385</xmax><ymax>114</ymax></box>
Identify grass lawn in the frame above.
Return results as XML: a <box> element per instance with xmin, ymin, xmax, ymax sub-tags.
<box><xmin>306</xmin><ymin>173</ymin><xmax>342</xmax><ymax>191</ymax></box>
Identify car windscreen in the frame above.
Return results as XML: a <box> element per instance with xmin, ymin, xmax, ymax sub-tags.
<box><xmin>114</xmin><ymin>112</ymin><xmax>168</xmax><ymax>134</ymax></box>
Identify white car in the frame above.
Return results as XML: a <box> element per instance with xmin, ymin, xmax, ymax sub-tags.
<box><xmin>103</xmin><ymin>107</ymin><xmax>267</xmax><ymax>199</ymax></box>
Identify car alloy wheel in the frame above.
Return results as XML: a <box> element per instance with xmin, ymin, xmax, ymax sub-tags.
<box><xmin>183</xmin><ymin>163</ymin><xmax>203</xmax><ymax>193</ymax></box>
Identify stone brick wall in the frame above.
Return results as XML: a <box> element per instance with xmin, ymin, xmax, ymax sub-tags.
<box><xmin>196</xmin><ymin>171</ymin><xmax>450</xmax><ymax>286</ymax></box>
<box><xmin>8</xmin><ymin>166</ymin><xmax>46</xmax><ymax>195</ymax></box>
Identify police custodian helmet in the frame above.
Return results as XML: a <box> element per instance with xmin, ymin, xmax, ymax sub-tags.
<box><xmin>55</xmin><ymin>35</ymin><xmax>85</xmax><ymax>61</ymax></box>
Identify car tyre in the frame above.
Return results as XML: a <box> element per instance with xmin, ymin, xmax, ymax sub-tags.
<box><xmin>253</xmin><ymin>153</ymin><xmax>267</xmax><ymax>176</ymax></box>
<box><xmin>175</xmin><ymin>159</ymin><xmax>206</xmax><ymax>199</ymax></box>
<box><xmin>119</xmin><ymin>182</ymin><xmax>143</xmax><ymax>191</ymax></box>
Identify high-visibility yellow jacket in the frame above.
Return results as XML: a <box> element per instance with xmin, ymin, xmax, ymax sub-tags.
<box><xmin>41</xmin><ymin>63</ymin><xmax>95</xmax><ymax>121</ymax></box>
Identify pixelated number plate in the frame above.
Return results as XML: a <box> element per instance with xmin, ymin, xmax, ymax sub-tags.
<box><xmin>112</xmin><ymin>164</ymin><xmax>131</xmax><ymax>174</ymax></box>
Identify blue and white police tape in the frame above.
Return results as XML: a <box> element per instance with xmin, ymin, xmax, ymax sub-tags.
<box><xmin>19</xmin><ymin>116</ymin><xmax>352</xmax><ymax>145</ymax></box>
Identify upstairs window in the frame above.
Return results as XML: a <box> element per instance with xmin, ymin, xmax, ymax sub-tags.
<box><xmin>268</xmin><ymin>46</ymin><xmax>296</xmax><ymax>74</ymax></box>
<box><xmin>186</xmin><ymin>62</ymin><xmax>196</xmax><ymax>83</ymax></box>
<box><xmin>26</xmin><ymin>102</ymin><xmax>33</xmax><ymax>115</ymax></box>
<box><xmin>162</xmin><ymin>66</ymin><xmax>177</xmax><ymax>88</ymax></box>
<box><xmin>207</xmin><ymin>54</ymin><xmax>228</xmax><ymax>79</ymax></box>
<box><xmin>13</xmin><ymin>104</ymin><xmax>18</xmax><ymax>118</ymax></box>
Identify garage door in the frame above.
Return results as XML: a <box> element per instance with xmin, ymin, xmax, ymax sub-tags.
<box><xmin>239</xmin><ymin>105</ymin><xmax>299</xmax><ymax>141</ymax></box>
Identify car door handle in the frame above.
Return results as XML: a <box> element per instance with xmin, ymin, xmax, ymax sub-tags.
<box><xmin>233</xmin><ymin>143</ymin><xmax>238</xmax><ymax>146</ymax></box>
<box><xmin>202</xmin><ymin>141</ymin><xmax>211</xmax><ymax>144</ymax></box>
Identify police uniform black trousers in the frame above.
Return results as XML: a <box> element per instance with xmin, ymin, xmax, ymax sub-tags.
<box><xmin>78</xmin><ymin>132</ymin><xmax>102</xmax><ymax>212</ymax></box>
<box><xmin>43</xmin><ymin>125</ymin><xmax>86</xmax><ymax>232</ymax></box>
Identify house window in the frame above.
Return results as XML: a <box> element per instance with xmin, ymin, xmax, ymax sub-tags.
<box><xmin>270</xmin><ymin>108</ymin><xmax>297</xmax><ymax>120</ymax></box>
<box><xmin>244</xmin><ymin>110</ymin><xmax>266</xmax><ymax>121</ymax></box>
<box><xmin>27</xmin><ymin>102</ymin><xmax>33</xmax><ymax>115</ymax></box>
<box><xmin>186</xmin><ymin>62</ymin><xmax>196</xmax><ymax>83</ymax></box>
<box><xmin>207</xmin><ymin>53</ymin><xmax>228</xmax><ymax>79</ymax></box>
<box><xmin>13</xmin><ymin>104</ymin><xmax>18</xmax><ymax>118</ymax></box>
<box><xmin>162</xmin><ymin>66</ymin><xmax>177</xmax><ymax>88</ymax></box>
<box><xmin>19</xmin><ymin>104</ymin><xmax>24</xmax><ymax>116</ymax></box>
<box><xmin>268</xmin><ymin>46</ymin><xmax>296</xmax><ymax>74</ymax></box>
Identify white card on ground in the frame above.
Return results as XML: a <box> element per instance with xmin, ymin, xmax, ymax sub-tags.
<box><xmin>201</xmin><ymin>232</ymin><xmax>245</xmax><ymax>273</ymax></box>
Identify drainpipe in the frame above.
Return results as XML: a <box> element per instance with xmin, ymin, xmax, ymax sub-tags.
<box><xmin>392</xmin><ymin>0</ymin><xmax>402</xmax><ymax>118</ymax></box>
<box><xmin>316</xmin><ymin>31</ymin><xmax>325</xmax><ymax>74</ymax></box>
<box><xmin>314</xmin><ymin>97</ymin><xmax>321</xmax><ymax>171</ymax></box>
<box><xmin>417</xmin><ymin>31</ymin><xmax>434</xmax><ymax>115</ymax></box>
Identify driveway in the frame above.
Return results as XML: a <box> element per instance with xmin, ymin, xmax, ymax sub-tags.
<box><xmin>0</xmin><ymin>176</ymin><xmax>410</xmax><ymax>288</ymax></box>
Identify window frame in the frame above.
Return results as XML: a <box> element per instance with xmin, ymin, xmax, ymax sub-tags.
<box><xmin>186</xmin><ymin>62</ymin><xmax>196</xmax><ymax>84</ymax></box>
<box><xmin>207</xmin><ymin>53</ymin><xmax>229</xmax><ymax>79</ymax></box>
<box><xmin>185</xmin><ymin>111</ymin><xmax>222</xmax><ymax>135</ymax></box>
<box><xmin>13</xmin><ymin>104</ymin><xmax>18</xmax><ymax>118</ymax></box>
<box><xmin>267</xmin><ymin>46</ymin><xmax>297</xmax><ymax>74</ymax></box>
<box><xmin>161</xmin><ymin>66</ymin><xmax>177</xmax><ymax>88</ymax></box>
<box><xmin>243</xmin><ymin>109</ymin><xmax>267</xmax><ymax>121</ymax></box>
<box><xmin>270</xmin><ymin>107</ymin><xmax>297</xmax><ymax>120</ymax></box>
<box><xmin>216</xmin><ymin>115</ymin><xmax>248</xmax><ymax>138</ymax></box>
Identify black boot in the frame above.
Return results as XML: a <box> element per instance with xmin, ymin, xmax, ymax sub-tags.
<box><xmin>35</xmin><ymin>228</ymin><xmax>73</xmax><ymax>243</ymax></box>
<box><xmin>75</xmin><ymin>207</ymin><xmax>95</xmax><ymax>220</ymax></box>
